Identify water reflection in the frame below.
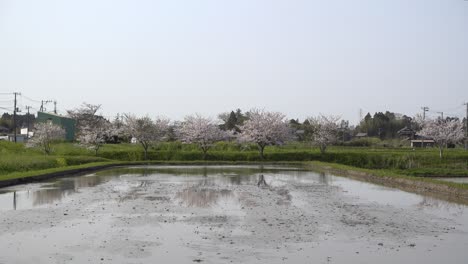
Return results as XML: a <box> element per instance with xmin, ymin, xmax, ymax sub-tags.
<box><xmin>175</xmin><ymin>187</ymin><xmax>233</xmax><ymax>207</ymax></box>
<box><xmin>318</xmin><ymin>172</ymin><xmax>329</xmax><ymax>185</ymax></box>
<box><xmin>257</xmin><ymin>175</ymin><xmax>268</xmax><ymax>188</ymax></box>
<box><xmin>1</xmin><ymin>165</ymin><xmax>467</xmax><ymax>213</ymax></box>
<box><xmin>0</xmin><ymin>174</ymin><xmax>118</xmax><ymax>210</ymax></box>
<box><xmin>96</xmin><ymin>165</ymin><xmax>303</xmax><ymax>178</ymax></box>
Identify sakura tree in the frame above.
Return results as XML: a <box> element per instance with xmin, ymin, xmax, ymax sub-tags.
<box><xmin>239</xmin><ymin>109</ymin><xmax>291</xmax><ymax>159</ymax></box>
<box><xmin>418</xmin><ymin>118</ymin><xmax>464</xmax><ymax>158</ymax></box>
<box><xmin>307</xmin><ymin>115</ymin><xmax>340</xmax><ymax>154</ymax></box>
<box><xmin>78</xmin><ymin>120</ymin><xmax>114</xmax><ymax>156</ymax></box>
<box><xmin>67</xmin><ymin>103</ymin><xmax>102</xmax><ymax>134</ymax></box>
<box><xmin>124</xmin><ymin>115</ymin><xmax>170</xmax><ymax>160</ymax></box>
<box><xmin>27</xmin><ymin>122</ymin><xmax>65</xmax><ymax>155</ymax></box>
<box><xmin>68</xmin><ymin>103</ymin><xmax>114</xmax><ymax>155</ymax></box>
<box><xmin>176</xmin><ymin>114</ymin><xmax>229</xmax><ymax>159</ymax></box>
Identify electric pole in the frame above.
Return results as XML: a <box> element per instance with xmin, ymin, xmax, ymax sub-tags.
<box><xmin>13</xmin><ymin>92</ymin><xmax>21</xmax><ymax>143</ymax></box>
<box><xmin>464</xmin><ymin>102</ymin><xmax>468</xmax><ymax>150</ymax></box>
<box><xmin>421</xmin><ymin>106</ymin><xmax>429</xmax><ymax>120</ymax></box>
<box><xmin>25</xmin><ymin>105</ymin><xmax>32</xmax><ymax>137</ymax></box>
<box><xmin>40</xmin><ymin>100</ymin><xmax>52</xmax><ymax>112</ymax></box>
<box><xmin>437</xmin><ymin>111</ymin><xmax>444</xmax><ymax>120</ymax></box>
<box><xmin>54</xmin><ymin>100</ymin><xmax>57</xmax><ymax>114</ymax></box>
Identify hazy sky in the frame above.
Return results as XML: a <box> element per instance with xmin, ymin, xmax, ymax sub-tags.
<box><xmin>1</xmin><ymin>0</ymin><xmax>467</xmax><ymax>124</ymax></box>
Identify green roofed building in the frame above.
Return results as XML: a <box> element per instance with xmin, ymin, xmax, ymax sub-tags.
<box><xmin>36</xmin><ymin>112</ymin><xmax>76</xmax><ymax>141</ymax></box>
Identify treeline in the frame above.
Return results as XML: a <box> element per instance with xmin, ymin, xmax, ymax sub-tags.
<box><xmin>2</xmin><ymin>109</ymin><xmax>466</xmax><ymax>142</ymax></box>
<box><xmin>0</xmin><ymin>113</ymin><xmax>36</xmax><ymax>133</ymax></box>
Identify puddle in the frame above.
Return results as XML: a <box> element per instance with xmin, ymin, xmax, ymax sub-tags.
<box><xmin>434</xmin><ymin>177</ymin><xmax>468</xmax><ymax>184</ymax></box>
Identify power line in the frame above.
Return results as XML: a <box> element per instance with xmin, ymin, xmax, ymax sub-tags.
<box><xmin>21</xmin><ymin>94</ymin><xmax>41</xmax><ymax>103</ymax></box>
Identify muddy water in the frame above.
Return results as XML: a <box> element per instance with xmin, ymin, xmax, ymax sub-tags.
<box><xmin>0</xmin><ymin>165</ymin><xmax>467</xmax><ymax>264</ymax></box>
<box><xmin>434</xmin><ymin>177</ymin><xmax>468</xmax><ymax>184</ymax></box>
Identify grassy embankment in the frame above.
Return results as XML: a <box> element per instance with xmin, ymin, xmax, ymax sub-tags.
<box><xmin>0</xmin><ymin>141</ymin><xmax>467</xmax><ymax>187</ymax></box>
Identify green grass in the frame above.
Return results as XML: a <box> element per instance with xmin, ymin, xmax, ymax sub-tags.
<box><xmin>0</xmin><ymin>141</ymin><xmax>467</xmax><ymax>183</ymax></box>
<box><xmin>0</xmin><ymin>161</ymin><xmax>117</xmax><ymax>181</ymax></box>
<box><xmin>306</xmin><ymin>161</ymin><xmax>468</xmax><ymax>191</ymax></box>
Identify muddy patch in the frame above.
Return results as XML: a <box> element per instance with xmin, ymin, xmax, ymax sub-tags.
<box><xmin>0</xmin><ymin>165</ymin><xmax>467</xmax><ymax>264</ymax></box>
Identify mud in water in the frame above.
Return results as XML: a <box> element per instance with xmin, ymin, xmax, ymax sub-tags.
<box><xmin>0</xmin><ymin>165</ymin><xmax>467</xmax><ymax>264</ymax></box>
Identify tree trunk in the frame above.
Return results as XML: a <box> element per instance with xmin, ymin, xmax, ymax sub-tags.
<box><xmin>258</xmin><ymin>145</ymin><xmax>265</xmax><ymax>160</ymax></box>
<box><xmin>439</xmin><ymin>146</ymin><xmax>443</xmax><ymax>159</ymax></box>
<box><xmin>141</xmin><ymin>141</ymin><xmax>149</xmax><ymax>160</ymax></box>
<box><xmin>320</xmin><ymin>144</ymin><xmax>327</xmax><ymax>154</ymax></box>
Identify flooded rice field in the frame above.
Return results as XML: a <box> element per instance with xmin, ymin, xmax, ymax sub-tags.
<box><xmin>0</xmin><ymin>165</ymin><xmax>467</xmax><ymax>264</ymax></box>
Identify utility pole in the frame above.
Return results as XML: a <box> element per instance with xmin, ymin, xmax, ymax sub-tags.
<box><xmin>40</xmin><ymin>100</ymin><xmax>52</xmax><ymax>112</ymax></box>
<box><xmin>421</xmin><ymin>106</ymin><xmax>429</xmax><ymax>120</ymax></box>
<box><xmin>13</xmin><ymin>92</ymin><xmax>21</xmax><ymax>143</ymax></box>
<box><xmin>54</xmin><ymin>100</ymin><xmax>57</xmax><ymax>114</ymax></box>
<box><xmin>465</xmin><ymin>102</ymin><xmax>468</xmax><ymax>150</ymax></box>
<box><xmin>25</xmin><ymin>106</ymin><xmax>32</xmax><ymax>137</ymax></box>
<box><xmin>437</xmin><ymin>111</ymin><xmax>444</xmax><ymax>120</ymax></box>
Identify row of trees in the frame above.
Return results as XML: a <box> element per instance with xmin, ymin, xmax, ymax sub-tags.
<box><xmin>27</xmin><ymin>104</ymin><xmax>466</xmax><ymax>159</ymax></box>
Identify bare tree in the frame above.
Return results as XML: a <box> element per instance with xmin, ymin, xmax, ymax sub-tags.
<box><xmin>239</xmin><ymin>109</ymin><xmax>290</xmax><ymax>159</ymax></box>
<box><xmin>27</xmin><ymin>122</ymin><xmax>65</xmax><ymax>155</ymax></box>
<box><xmin>176</xmin><ymin>114</ymin><xmax>229</xmax><ymax>159</ymax></box>
<box><xmin>124</xmin><ymin>115</ymin><xmax>170</xmax><ymax>160</ymax></box>
<box><xmin>307</xmin><ymin>115</ymin><xmax>340</xmax><ymax>154</ymax></box>
<box><xmin>418</xmin><ymin>118</ymin><xmax>464</xmax><ymax>159</ymax></box>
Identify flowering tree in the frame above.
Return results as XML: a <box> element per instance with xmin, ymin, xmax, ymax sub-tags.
<box><xmin>68</xmin><ymin>103</ymin><xmax>114</xmax><ymax>155</ymax></box>
<box><xmin>418</xmin><ymin>119</ymin><xmax>464</xmax><ymax>159</ymax></box>
<box><xmin>307</xmin><ymin>115</ymin><xmax>340</xmax><ymax>154</ymax></box>
<box><xmin>27</xmin><ymin>122</ymin><xmax>65</xmax><ymax>155</ymax></box>
<box><xmin>67</xmin><ymin>103</ymin><xmax>102</xmax><ymax>134</ymax></box>
<box><xmin>239</xmin><ymin>109</ymin><xmax>291</xmax><ymax>159</ymax></box>
<box><xmin>176</xmin><ymin>114</ymin><xmax>229</xmax><ymax>159</ymax></box>
<box><xmin>124</xmin><ymin>115</ymin><xmax>170</xmax><ymax>160</ymax></box>
<box><xmin>78</xmin><ymin>120</ymin><xmax>114</xmax><ymax>156</ymax></box>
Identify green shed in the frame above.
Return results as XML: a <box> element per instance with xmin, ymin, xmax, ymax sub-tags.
<box><xmin>36</xmin><ymin>112</ymin><xmax>76</xmax><ymax>141</ymax></box>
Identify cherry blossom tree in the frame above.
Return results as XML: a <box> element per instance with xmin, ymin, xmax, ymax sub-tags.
<box><xmin>27</xmin><ymin>122</ymin><xmax>65</xmax><ymax>155</ymax></box>
<box><xmin>307</xmin><ymin>115</ymin><xmax>340</xmax><ymax>154</ymax></box>
<box><xmin>67</xmin><ymin>103</ymin><xmax>102</xmax><ymax>135</ymax></box>
<box><xmin>78</xmin><ymin>120</ymin><xmax>114</xmax><ymax>156</ymax></box>
<box><xmin>124</xmin><ymin>115</ymin><xmax>170</xmax><ymax>160</ymax></box>
<box><xmin>176</xmin><ymin>114</ymin><xmax>229</xmax><ymax>159</ymax></box>
<box><xmin>239</xmin><ymin>109</ymin><xmax>291</xmax><ymax>159</ymax></box>
<box><xmin>68</xmin><ymin>103</ymin><xmax>114</xmax><ymax>155</ymax></box>
<box><xmin>418</xmin><ymin>118</ymin><xmax>464</xmax><ymax>159</ymax></box>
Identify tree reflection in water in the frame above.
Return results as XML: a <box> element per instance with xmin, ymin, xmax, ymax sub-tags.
<box><xmin>257</xmin><ymin>175</ymin><xmax>268</xmax><ymax>188</ymax></box>
<box><xmin>176</xmin><ymin>187</ymin><xmax>233</xmax><ymax>207</ymax></box>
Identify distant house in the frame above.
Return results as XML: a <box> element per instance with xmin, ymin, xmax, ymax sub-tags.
<box><xmin>20</xmin><ymin>128</ymin><xmax>34</xmax><ymax>138</ymax></box>
<box><xmin>410</xmin><ymin>139</ymin><xmax>435</xmax><ymax>148</ymax></box>
<box><xmin>355</xmin><ymin>132</ymin><xmax>368</xmax><ymax>139</ymax></box>
<box><xmin>397</xmin><ymin>127</ymin><xmax>416</xmax><ymax>140</ymax></box>
<box><xmin>36</xmin><ymin>112</ymin><xmax>76</xmax><ymax>141</ymax></box>
<box><xmin>7</xmin><ymin>134</ymin><xmax>27</xmax><ymax>143</ymax></box>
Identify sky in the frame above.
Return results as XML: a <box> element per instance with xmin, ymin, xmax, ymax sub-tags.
<box><xmin>0</xmin><ymin>0</ymin><xmax>467</xmax><ymax>125</ymax></box>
